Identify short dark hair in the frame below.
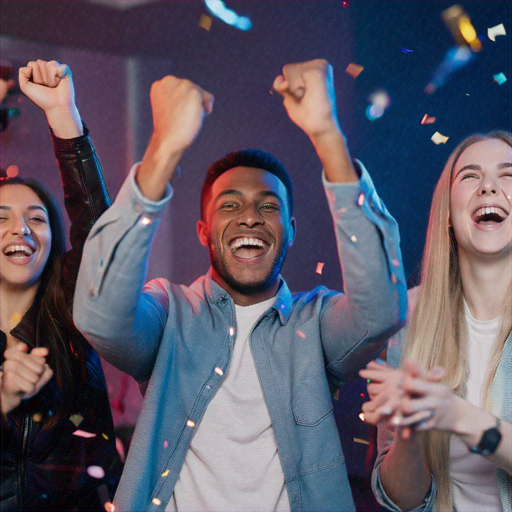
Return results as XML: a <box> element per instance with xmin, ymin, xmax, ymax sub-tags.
<box><xmin>200</xmin><ymin>149</ymin><xmax>294</xmax><ymax>219</ymax></box>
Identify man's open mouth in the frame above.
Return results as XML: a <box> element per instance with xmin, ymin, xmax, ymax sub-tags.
<box><xmin>229</xmin><ymin>237</ymin><xmax>268</xmax><ymax>259</ymax></box>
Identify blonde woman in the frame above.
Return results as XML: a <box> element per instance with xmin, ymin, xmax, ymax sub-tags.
<box><xmin>360</xmin><ymin>131</ymin><xmax>512</xmax><ymax>511</ymax></box>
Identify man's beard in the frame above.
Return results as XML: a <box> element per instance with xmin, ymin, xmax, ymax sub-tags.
<box><xmin>208</xmin><ymin>236</ymin><xmax>287</xmax><ymax>297</ymax></box>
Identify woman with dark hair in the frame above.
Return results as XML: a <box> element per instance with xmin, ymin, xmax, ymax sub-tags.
<box><xmin>361</xmin><ymin>132</ymin><xmax>511</xmax><ymax>511</ymax></box>
<box><xmin>0</xmin><ymin>60</ymin><xmax>121</xmax><ymax>510</ymax></box>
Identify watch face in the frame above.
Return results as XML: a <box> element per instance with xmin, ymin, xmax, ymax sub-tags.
<box><xmin>470</xmin><ymin>425</ymin><xmax>502</xmax><ymax>455</ymax></box>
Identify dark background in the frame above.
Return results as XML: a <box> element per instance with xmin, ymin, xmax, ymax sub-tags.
<box><xmin>1</xmin><ymin>1</ymin><xmax>511</xmax><ymax>509</ymax></box>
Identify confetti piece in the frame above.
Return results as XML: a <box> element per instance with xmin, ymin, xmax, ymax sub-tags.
<box><xmin>161</xmin><ymin>469</ymin><xmax>170</xmax><ymax>477</ymax></box>
<box><xmin>342</xmin><ymin>1</ymin><xmax>349</xmax><ymax>8</ymax></box>
<box><xmin>229</xmin><ymin>327</ymin><xmax>235</xmax><ymax>336</ymax></box>
<box><xmin>33</xmin><ymin>413</ymin><xmax>43</xmax><ymax>422</ymax></box>
<box><xmin>6</xmin><ymin>165</ymin><xmax>19</xmax><ymax>178</ymax></box>
<box><xmin>199</xmin><ymin>13</ymin><xmax>213</xmax><ymax>31</ymax></box>
<box><xmin>400</xmin><ymin>48</ymin><xmax>413</xmax><ymax>53</ymax></box>
<box><xmin>152</xmin><ymin>498</ymin><xmax>162</xmax><ymax>506</ymax></box>
<box><xmin>333</xmin><ymin>388</ymin><xmax>340</xmax><ymax>401</ymax></box>
<box><xmin>354</xmin><ymin>437</ymin><xmax>370</xmax><ymax>445</ymax></box>
<box><xmin>164</xmin><ymin>440</ymin><xmax>169</xmax><ymax>449</ymax></box>
<box><xmin>87</xmin><ymin>465</ymin><xmax>105</xmax><ymax>479</ymax></box>
<box><xmin>102</xmin><ymin>433</ymin><xmax>109</xmax><ymax>441</ymax></box>
<box><xmin>366</xmin><ymin>89</ymin><xmax>390</xmax><ymax>121</ymax></box>
<box><xmin>315</xmin><ymin>262</ymin><xmax>324</xmax><ymax>275</ymax></box>
<box><xmin>425</xmin><ymin>45</ymin><xmax>474</xmax><ymax>94</ymax></box>
<box><xmin>421</xmin><ymin>114</ymin><xmax>436</xmax><ymax>125</ymax></box>
<box><xmin>358</xmin><ymin>413</ymin><xmax>365</xmax><ymax>422</ymax></box>
<box><xmin>186</xmin><ymin>419</ymin><xmax>195</xmax><ymax>428</ymax></box>
<box><xmin>104</xmin><ymin>502</ymin><xmax>116</xmax><ymax>512</ymax></box>
<box><xmin>392</xmin><ymin>258</ymin><xmax>400</xmax><ymax>267</ymax></box>
<box><xmin>431</xmin><ymin>132</ymin><xmax>449</xmax><ymax>145</ymax></box>
<box><xmin>357</xmin><ymin>193</ymin><xmax>364</xmax><ymax>206</ymax></box>
<box><xmin>215</xmin><ymin>367</ymin><xmax>224</xmax><ymax>376</ymax></box>
<box><xmin>72</xmin><ymin>429</ymin><xmax>97</xmax><ymax>439</ymax></box>
<box><xmin>69</xmin><ymin>414</ymin><xmax>84</xmax><ymax>427</ymax></box>
<box><xmin>296</xmin><ymin>330</ymin><xmax>306</xmax><ymax>339</ymax></box>
<box><xmin>493</xmin><ymin>72</ymin><xmax>507</xmax><ymax>85</ymax></box>
<box><xmin>345</xmin><ymin>62</ymin><xmax>364</xmax><ymax>78</ymax></box>
<box><xmin>442</xmin><ymin>4</ymin><xmax>481</xmax><ymax>52</ymax></box>
<box><xmin>204</xmin><ymin>0</ymin><xmax>251</xmax><ymax>30</ymax></box>
<box><xmin>487</xmin><ymin>23</ymin><xmax>506</xmax><ymax>42</ymax></box>
<box><xmin>350</xmin><ymin>235</ymin><xmax>357</xmax><ymax>242</ymax></box>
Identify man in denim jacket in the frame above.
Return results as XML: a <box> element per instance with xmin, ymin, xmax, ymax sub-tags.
<box><xmin>74</xmin><ymin>59</ymin><xmax>407</xmax><ymax>512</ymax></box>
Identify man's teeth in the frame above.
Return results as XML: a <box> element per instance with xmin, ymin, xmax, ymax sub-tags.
<box><xmin>230</xmin><ymin>237</ymin><xmax>265</xmax><ymax>251</ymax></box>
<box><xmin>4</xmin><ymin>245</ymin><xmax>35</xmax><ymax>256</ymax></box>
<box><xmin>474</xmin><ymin>206</ymin><xmax>507</xmax><ymax>222</ymax></box>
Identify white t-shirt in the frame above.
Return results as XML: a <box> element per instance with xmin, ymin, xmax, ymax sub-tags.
<box><xmin>166</xmin><ymin>296</ymin><xmax>289</xmax><ymax>512</ymax></box>
<box><xmin>450</xmin><ymin>304</ymin><xmax>502</xmax><ymax>512</ymax></box>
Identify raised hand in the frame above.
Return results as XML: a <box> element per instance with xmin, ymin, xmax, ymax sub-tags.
<box><xmin>1</xmin><ymin>343</ymin><xmax>54</xmax><ymax>415</ymax></box>
<box><xmin>272</xmin><ymin>59</ymin><xmax>340</xmax><ymax>140</ymax></box>
<box><xmin>19</xmin><ymin>59</ymin><xmax>82</xmax><ymax>138</ymax></box>
<box><xmin>137</xmin><ymin>76</ymin><xmax>214</xmax><ymax>201</ymax></box>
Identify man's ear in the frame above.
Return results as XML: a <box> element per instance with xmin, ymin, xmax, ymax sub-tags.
<box><xmin>196</xmin><ymin>219</ymin><xmax>209</xmax><ymax>247</ymax></box>
<box><xmin>287</xmin><ymin>217</ymin><xmax>297</xmax><ymax>248</ymax></box>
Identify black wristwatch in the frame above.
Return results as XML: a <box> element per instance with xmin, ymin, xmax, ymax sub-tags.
<box><xmin>469</xmin><ymin>416</ymin><xmax>502</xmax><ymax>455</ymax></box>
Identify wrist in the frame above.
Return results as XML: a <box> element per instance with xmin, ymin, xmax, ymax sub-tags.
<box><xmin>453</xmin><ymin>398</ymin><xmax>497</xmax><ymax>446</ymax></box>
<box><xmin>45</xmin><ymin>105</ymin><xmax>83</xmax><ymax>138</ymax></box>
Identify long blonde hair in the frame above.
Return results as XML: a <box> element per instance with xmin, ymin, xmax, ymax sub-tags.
<box><xmin>401</xmin><ymin>131</ymin><xmax>512</xmax><ymax>511</ymax></box>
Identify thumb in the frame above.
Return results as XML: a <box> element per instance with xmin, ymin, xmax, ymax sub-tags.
<box><xmin>272</xmin><ymin>75</ymin><xmax>288</xmax><ymax>96</ymax></box>
<box><xmin>30</xmin><ymin>347</ymin><xmax>50</xmax><ymax>358</ymax></box>
<box><xmin>18</xmin><ymin>66</ymin><xmax>33</xmax><ymax>92</ymax></box>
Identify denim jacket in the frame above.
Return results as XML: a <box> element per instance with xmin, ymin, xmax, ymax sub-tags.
<box><xmin>74</xmin><ymin>161</ymin><xmax>407</xmax><ymax>512</ymax></box>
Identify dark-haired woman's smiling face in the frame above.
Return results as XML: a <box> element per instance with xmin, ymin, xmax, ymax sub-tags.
<box><xmin>0</xmin><ymin>184</ymin><xmax>52</xmax><ymax>290</ymax></box>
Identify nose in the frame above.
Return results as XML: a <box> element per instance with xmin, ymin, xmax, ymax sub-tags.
<box><xmin>11</xmin><ymin>218</ymin><xmax>31</xmax><ymax>236</ymax></box>
<box><xmin>478</xmin><ymin>176</ymin><xmax>498</xmax><ymax>196</ymax></box>
<box><xmin>236</xmin><ymin>204</ymin><xmax>264</xmax><ymax>228</ymax></box>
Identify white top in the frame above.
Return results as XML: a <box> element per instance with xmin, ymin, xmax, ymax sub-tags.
<box><xmin>450</xmin><ymin>304</ymin><xmax>502</xmax><ymax>512</ymax></box>
<box><xmin>167</xmin><ymin>296</ymin><xmax>289</xmax><ymax>512</ymax></box>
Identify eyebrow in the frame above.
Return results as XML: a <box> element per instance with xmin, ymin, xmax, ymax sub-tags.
<box><xmin>214</xmin><ymin>189</ymin><xmax>284</xmax><ymax>205</ymax></box>
<box><xmin>0</xmin><ymin>205</ymin><xmax>49</xmax><ymax>213</ymax></box>
<box><xmin>454</xmin><ymin>162</ymin><xmax>512</xmax><ymax>178</ymax></box>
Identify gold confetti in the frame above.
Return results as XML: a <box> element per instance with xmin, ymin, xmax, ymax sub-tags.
<box><xmin>345</xmin><ymin>63</ymin><xmax>364</xmax><ymax>78</ymax></box>
<box><xmin>487</xmin><ymin>23</ymin><xmax>506</xmax><ymax>42</ymax></box>
<box><xmin>333</xmin><ymin>389</ymin><xmax>340</xmax><ymax>401</ymax></box>
<box><xmin>442</xmin><ymin>4</ymin><xmax>481</xmax><ymax>52</ymax></box>
<box><xmin>358</xmin><ymin>412</ymin><xmax>365</xmax><ymax>422</ymax></box>
<box><xmin>354</xmin><ymin>437</ymin><xmax>370</xmax><ymax>445</ymax></box>
<box><xmin>33</xmin><ymin>412</ymin><xmax>43</xmax><ymax>422</ymax></box>
<box><xmin>214</xmin><ymin>367</ymin><xmax>224</xmax><ymax>376</ymax></box>
<box><xmin>102</xmin><ymin>433</ymin><xmax>109</xmax><ymax>441</ymax></box>
<box><xmin>315</xmin><ymin>262</ymin><xmax>324</xmax><ymax>275</ymax></box>
<box><xmin>421</xmin><ymin>114</ymin><xmax>436</xmax><ymax>125</ymax></box>
<box><xmin>296</xmin><ymin>330</ymin><xmax>306</xmax><ymax>339</ymax></box>
<box><xmin>161</xmin><ymin>469</ymin><xmax>170</xmax><ymax>477</ymax></box>
<box><xmin>69</xmin><ymin>413</ymin><xmax>84</xmax><ymax>427</ymax></box>
<box><xmin>152</xmin><ymin>498</ymin><xmax>162</xmax><ymax>506</ymax></box>
<box><xmin>186</xmin><ymin>420</ymin><xmax>195</xmax><ymax>428</ymax></box>
<box><xmin>431</xmin><ymin>132</ymin><xmax>449</xmax><ymax>145</ymax></box>
<box><xmin>199</xmin><ymin>13</ymin><xmax>213</xmax><ymax>31</ymax></box>
<box><xmin>350</xmin><ymin>235</ymin><xmax>357</xmax><ymax>242</ymax></box>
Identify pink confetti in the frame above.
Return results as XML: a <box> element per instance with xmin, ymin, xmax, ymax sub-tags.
<box><xmin>296</xmin><ymin>330</ymin><xmax>306</xmax><ymax>339</ymax></box>
<box><xmin>421</xmin><ymin>114</ymin><xmax>436</xmax><ymax>125</ymax></box>
<box><xmin>164</xmin><ymin>440</ymin><xmax>169</xmax><ymax>449</ymax></box>
<box><xmin>87</xmin><ymin>465</ymin><xmax>105</xmax><ymax>479</ymax></box>
<box><xmin>316</xmin><ymin>262</ymin><xmax>324</xmax><ymax>275</ymax></box>
<box><xmin>104</xmin><ymin>502</ymin><xmax>116</xmax><ymax>512</ymax></box>
<box><xmin>72</xmin><ymin>430</ymin><xmax>97</xmax><ymax>439</ymax></box>
<box><xmin>345</xmin><ymin>63</ymin><xmax>364</xmax><ymax>78</ymax></box>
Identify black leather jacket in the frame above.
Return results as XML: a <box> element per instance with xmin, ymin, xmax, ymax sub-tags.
<box><xmin>1</xmin><ymin>129</ymin><xmax>122</xmax><ymax>511</ymax></box>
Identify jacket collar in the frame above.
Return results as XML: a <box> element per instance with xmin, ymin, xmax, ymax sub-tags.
<box><xmin>202</xmin><ymin>268</ymin><xmax>293</xmax><ymax>325</ymax></box>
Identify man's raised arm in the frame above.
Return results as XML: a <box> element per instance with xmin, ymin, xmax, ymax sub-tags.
<box><xmin>73</xmin><ymin>76</ymin><xmax>213</xmax><ymax>382</ymax></box>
